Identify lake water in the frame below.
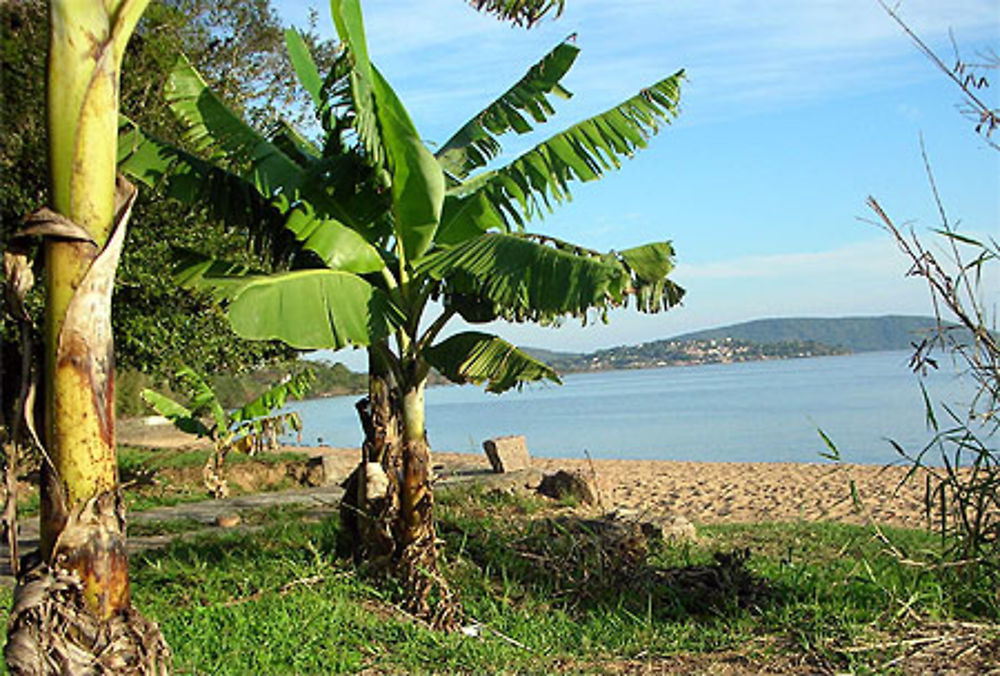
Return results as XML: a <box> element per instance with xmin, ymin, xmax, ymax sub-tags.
<box><xmin>283</xmin><ymin>350</ymin><xmax>980</xmax><ymax>465</ymax></box>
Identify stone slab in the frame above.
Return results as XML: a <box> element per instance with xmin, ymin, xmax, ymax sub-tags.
<box><xmin>482</xmin><ymin>435</ymin><xmax>531</xmax><ymax>473</ymax></box>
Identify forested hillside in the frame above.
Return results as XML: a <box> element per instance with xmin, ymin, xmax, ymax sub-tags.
<box><xmin>524</xmin><ymin>315</ymin><xmax>946</xmax><ymax>373</ymax></box>
<box><xmin>671</xmin><ymin>315</ymin><xmax>942</xmax><ymax>352</ymax></box>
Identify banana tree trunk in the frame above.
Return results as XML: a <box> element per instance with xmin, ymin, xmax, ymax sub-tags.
<box><xmin>4</xmin><ymin>1</ymin><xmax>169</xmax><ymax>672</ymax></box>
<box><xmin>341</xmin><ymin>352</ymin><xmax>458</xmax><ymax>628</ymax></box>
<box><xmin>340</xmin><ymin>347</ymin><xmax>402</xmax><ymax>564</ymax></box>
<box><xmin>396</xmin><ymin>375</ymin><xmax>459</xmax><ymax>629</ymax></box>
<box><xmin>40</xmin><ymin>0</ymin><xmax>135</xmax><ymax>618</ymax></box>
<box><xmin>399</xmin><ymin>381</ymin><xmax>430</xmax><ymax>550</ymax></box>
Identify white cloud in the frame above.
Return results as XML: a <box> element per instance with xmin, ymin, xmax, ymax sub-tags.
<box><xmin>342</xmin><ymin>0</ymin><xmax>999</xmax><ymax>131</ymax></box>
<box><xmin>315</xmin><ymin>232</ymin><xmax>983</xmax><ymax>370</ymax></box>
<box><xmin>675</xmin><ymin>238</ymin><xmax>911</xmax><ymax>280</ymax></box>
<box><xmin>276</xmin><ymin>0</ymin><xmax>998</xmax><ymax>366</ymax></box>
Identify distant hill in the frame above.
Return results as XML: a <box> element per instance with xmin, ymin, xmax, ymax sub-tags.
<box><xmin>523</xmin><ymin>315</ymin><xmax>949</xmax><ymax>374</ymax></box>
<box><xmin>520</xmin><ymin>347</ymin><xmax>582</xmax><ymax>363</ymax></box>
<box><xmin>670</xmin><ymin>315</ymin><xmax>942</xmax><ymax>353</ymax></box>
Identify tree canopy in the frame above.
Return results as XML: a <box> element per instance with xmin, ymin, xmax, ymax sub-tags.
<box><xmin>118</xmin><ymin>0</ymin><xmax>685</xmax><ymax>624</ymax></box>
<box><xmin>0</xmin><ymin>0</ymin><xmax>339</xmax><ymax>383</ymax></box>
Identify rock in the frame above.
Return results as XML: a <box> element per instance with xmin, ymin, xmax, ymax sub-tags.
<box><xmin>364</xmin><ymin>462</ymin><xmax>389</xmax><ymax>500</ymax></box>
<box><xmin>301</xmin><ymin>454</ymin><xmax>354</xmax><ymax>486</ymax></box>
<box><xmin>649</xmin><ymin>514</ymin><xmax>698</xmax><ymax>544</ymax></box>
<box><xmin>215</xmin><ymin>513</ymin><xmax>241</xmax><ymax>528</ymax></box>
<box><xmin>474</xmin><ymin>467</ymin><xmax>544</xmax><ymax>494</ymax></box>
<box><xmin>288</xmin><ymin>456</ymin><xmax>326</xmax><ymax>488</ymax></box>
<box><xmin>536</xmin><ymin>470</ymin><xmax>598</xmax><ymax>505</ymax></box>
<box><xmin>482</xmin><ymin>435</ymin><xmax>531</xmax><ymax>473</ymax></box>
<box><xmin>140</xmin><ymin>415</ymin><xmax>170</xmax><ymax>426</ymax></box>
<box><xmin>607</xmin><ymin>508</ymin><xmax>698</xmax><ymax>544</ymax></box>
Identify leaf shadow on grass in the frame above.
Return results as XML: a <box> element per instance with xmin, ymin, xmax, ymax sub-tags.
<box><xmin>128</xmin><ymin>514</ymin><xmax>343</xmax><ymax>609</ymax></box>
<box><xmin>440</xmin><ymin>509</ymin><xmax>774</xmax><ymax>624</ymax></box>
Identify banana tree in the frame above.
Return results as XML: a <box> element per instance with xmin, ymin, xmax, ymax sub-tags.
<box><xmin>3</xmin><ymin>0</ymin><xmax>171</xmax><ymax>672</ymax></box>
<box><xmin>141</xmin><ymin>367</ymin><xmax>313</xmax><ymax>498</ymax></box>
<box><xmin>119</xmin><ymin>0</ymin><xmax>684</xmax><ymax>625</ymax></box>
<box><xmin>471</xmin><ymin>0</ymin><xmax>565</xmax><ymax>26</ymax></box>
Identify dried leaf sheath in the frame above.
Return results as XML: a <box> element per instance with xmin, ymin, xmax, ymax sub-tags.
<box><xmin>55</xmin><ymin>181</ymin><xmax>134</xmax><ymax>450</ymax></box>
<box><xmin>5</xmin><ymin>0</ymin><xmax>171</xmax><ymax>671</ymax></box>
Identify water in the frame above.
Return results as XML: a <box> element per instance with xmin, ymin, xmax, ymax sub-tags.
<box><xmin>283</xmin><ymin>350</ymin><xmax>981</xmax><ymax>465</ymax></box>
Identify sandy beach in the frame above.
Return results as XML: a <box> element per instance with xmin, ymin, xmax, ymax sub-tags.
<box><xmin>530</xmin><ymin>455</ymin><xmax>931</xmax><ymax>529</ymax></box>
<box><xmin>301</xmin><ymin>446</ymin><xmax>934</xmax><ymax>530</ymax></box>
<box><xmin>118</xmin><ymin>419</ymin><xmax>936</xmax><ymax>530</ymax></box>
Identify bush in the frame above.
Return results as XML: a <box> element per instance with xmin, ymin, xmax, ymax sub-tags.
<box><xmin>862</xmin><ymin>11</ymin><xmax>999</xmax><ymax>618</ymax></box>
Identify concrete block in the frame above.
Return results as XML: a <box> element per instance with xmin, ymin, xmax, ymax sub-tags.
<box><xmin>482</xmin><ymin>435</ymin><xmax>531</xmax><ymax>473</ymax></box>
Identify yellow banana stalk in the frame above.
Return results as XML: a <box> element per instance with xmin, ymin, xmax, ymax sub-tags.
<box><xmin>43</xmin><ymin>0</ymin><xmax>150</xmax><ymax>618</ymax></box>
<box><xmin>4</xmin><ymin>1</ymin><xmax>170</xmax><ymax>672</ymax></box>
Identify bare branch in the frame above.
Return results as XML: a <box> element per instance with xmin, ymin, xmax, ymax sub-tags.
<box><xmin>879</xmin><ymin>0</ymin><xmax>1000</xmax><ymax>145</ymax></box>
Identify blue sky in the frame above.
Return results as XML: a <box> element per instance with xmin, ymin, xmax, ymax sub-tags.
<box><xmin>277</xmin><ymin>1</ymin><xmax>999</xmax><ymax>368</ymax></box>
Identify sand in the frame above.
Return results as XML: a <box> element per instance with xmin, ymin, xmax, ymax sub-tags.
<box><xmin>118</xmin><ymin>419</ymin><xmax>936</xmax><ymax>530</ymax></box>
<box><xmin>303</xmin><ymin>446</ymin><xmax>935</xmax><ymax>530</ymax></box>
<box><xmin>528</xmin><ymin>456</ymin><xmax>932</xmax><ymax>529</ymax></box>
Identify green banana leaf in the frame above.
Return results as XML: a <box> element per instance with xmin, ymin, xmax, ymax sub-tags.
<box><xmin>470</xmin><ymin>0</ymin><xmax>565</xmax><ymax>27</ymax></box>
<box><xmin>331</xmin><ymin>0</ymin><xmax>444</xmax><ymax>262</ymax></box>
<box><xmin>122</xmin><ymin>113</ymin><xmax>382</xmax><ymax>273</ymax></box>
<box><xmin>424</xmin><ymin>234</ymin><xmax>685</xmax><ymax>322</ymax></box>
<box><xmin>425</xmin><ymin>331</ymin><xmax>560</xmax><ymax>393</ymax></box>
<box><xmin>434</xmin><ymin>191</ymin><xmax>508</xmax><ymax>247</ymax></box>
<box><xmin>371</xmin><ymin>66</ymin><xmax>444</xmax><ymax>262</ymax></box>
<box><xmin>442</xmin><ymin>70</ymin><xmax>684</xmax><ymax>233</ymax></box>
<box><xmin>174</xmin><ymin>366</ymin><xmax>228</xmax><ymax>433</ymax></box>
<box><xmin>284</xmin><ymin>28</ymin><xmax>324</xmax><ymax>109</ymax></box>
<box><xmin>330</xmin><ymin>0</ymin><xmax>382</xmax><ymax>166</ymax></box>
<box><xmin>617</xmin><ymin>242</ymin><xmax>686</xmax><ymax>313</ymax></box>
<box><xmin>230</xmin><ymin>369</ymin><xmax>316</xmax><ymax>425</ymax></box>
<box><xmin>118</xmin><ymin>118</ymin><xmax>289</xmax><ymax>253</ymax></box>
<box><xmin>270</xmin><ymin>120</ymin><xmax>323</xmax><ymax>168</ymax></box>
<box><xmin>283</xmin><ymin>204</ymin><xmax>385</xmax><ymax>273</ymax></box>
<box><xmin>225</xmin><ymin>269</ymin><xmax>404</xmax><ymax>350</ymax></box>
<box><xmin>436</xmin><ymin>38</ymin><xmax>579</xmax><ymax>179</ymax></box>
<box><xmin>171</xmin><ymin>249</ymin><xmax>262</xmax><ymax>303</ymax></box>
<box><xmin>165</xmin><ymin>54</ymin><xmax>306</xmax><ymax>200</ymax></box>
<box><xmin>139</xmin><ymin>389</ymin><xmax>212</xmax><ymax>438</ymax></box>
<box><xmin>419</xmin><ymin>233</ymin><xmax>625</xmax><ymax>321</ymax></box>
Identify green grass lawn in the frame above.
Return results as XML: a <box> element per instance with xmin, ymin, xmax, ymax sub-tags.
<box><xmin>1</xmin><ymin>485</ymin><xmax>996</xmax><ymax>674</ymax></box>
<box><xmin>118</xmin><ymin>445</ymin><xmax>310</xmax><ymax>473</ymax></box>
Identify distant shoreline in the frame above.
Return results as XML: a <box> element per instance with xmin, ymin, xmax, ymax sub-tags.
<box><xmin>308</xmin><ymin>345</ymin><xmax>865</xmax><ymax>398</ymax></box>
<box><xmin>297</xmin><ymin>347</ymin><xmax>929</xmax><ymax>406</ymax></box>
<box><xmin>539</xmin><ymin>342</ymin><xmax>852</xmax><ymax>376</ymax></box>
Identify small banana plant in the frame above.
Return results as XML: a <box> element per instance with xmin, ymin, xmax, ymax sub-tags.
<box><xmin>141</xmin><ymin>367</ymin><xmax>314</xmax><ymax>498</ymax></box>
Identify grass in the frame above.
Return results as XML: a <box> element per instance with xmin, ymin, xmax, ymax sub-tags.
<box><xmin>14</xmin><ymin>445</ymin><xmax>312</xmax><ymax>521</ymax></box>
<box><xmin>129</xmin><ymin>506</ymin><xmax>313</xmax><ymax>537</ymax></box>
<box><xmin>118</xmin><ymin>445</ymin><xmax>309</xmax><ymax>472</ymax></box>
<box><xmin>1</xmin><ymin>486</ymin><xmax>996</xmax><ymax>673</ymax></box>
<box><xmin>129</xmin><ymin>517</ymin><xmax>207</xmax><ymax>538</ymax></box>
<box><xmin>436</xmin><ymin>487</ymin><xmax>980</xmax><ymax>670</ymax></box>
<box><xmin>115</xmin><ymin>445</ymin><xmax>312</xmax><ymax>514</ymax></box>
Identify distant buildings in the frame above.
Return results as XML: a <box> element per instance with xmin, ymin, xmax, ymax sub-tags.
<box><xmin>548</xmin><ymin>338</ymin><xmax>848</xmax><ymax>373</ymax></box>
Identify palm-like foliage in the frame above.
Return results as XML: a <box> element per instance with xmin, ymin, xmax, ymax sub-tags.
<box><xmin>119</xmin><ymin>0</ymin><xmax>685</xmax><ymax>624</ymax></box>
<box><xmin>425</xmin><ymin>332</ymin><xmax>560</xmax><ymax>393</ymax></box>
<box><xmin>437</xmin><ymin>72</ymin><xmax>683</xmax><ymax>241</ymax></box>
<box><xmin>468</xmin><ymin>0</ymin><xmax>565</xmax><ymax>27</ymax></box>
<box><xmin>142</xmin><ymin>367</ymin><xmax>313</xmax><ymax>497</ymax></box>
<box><xmin>436</xmin><ymin>37</ymin><xmax>579</xmax><ymax>180</ymax></box>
